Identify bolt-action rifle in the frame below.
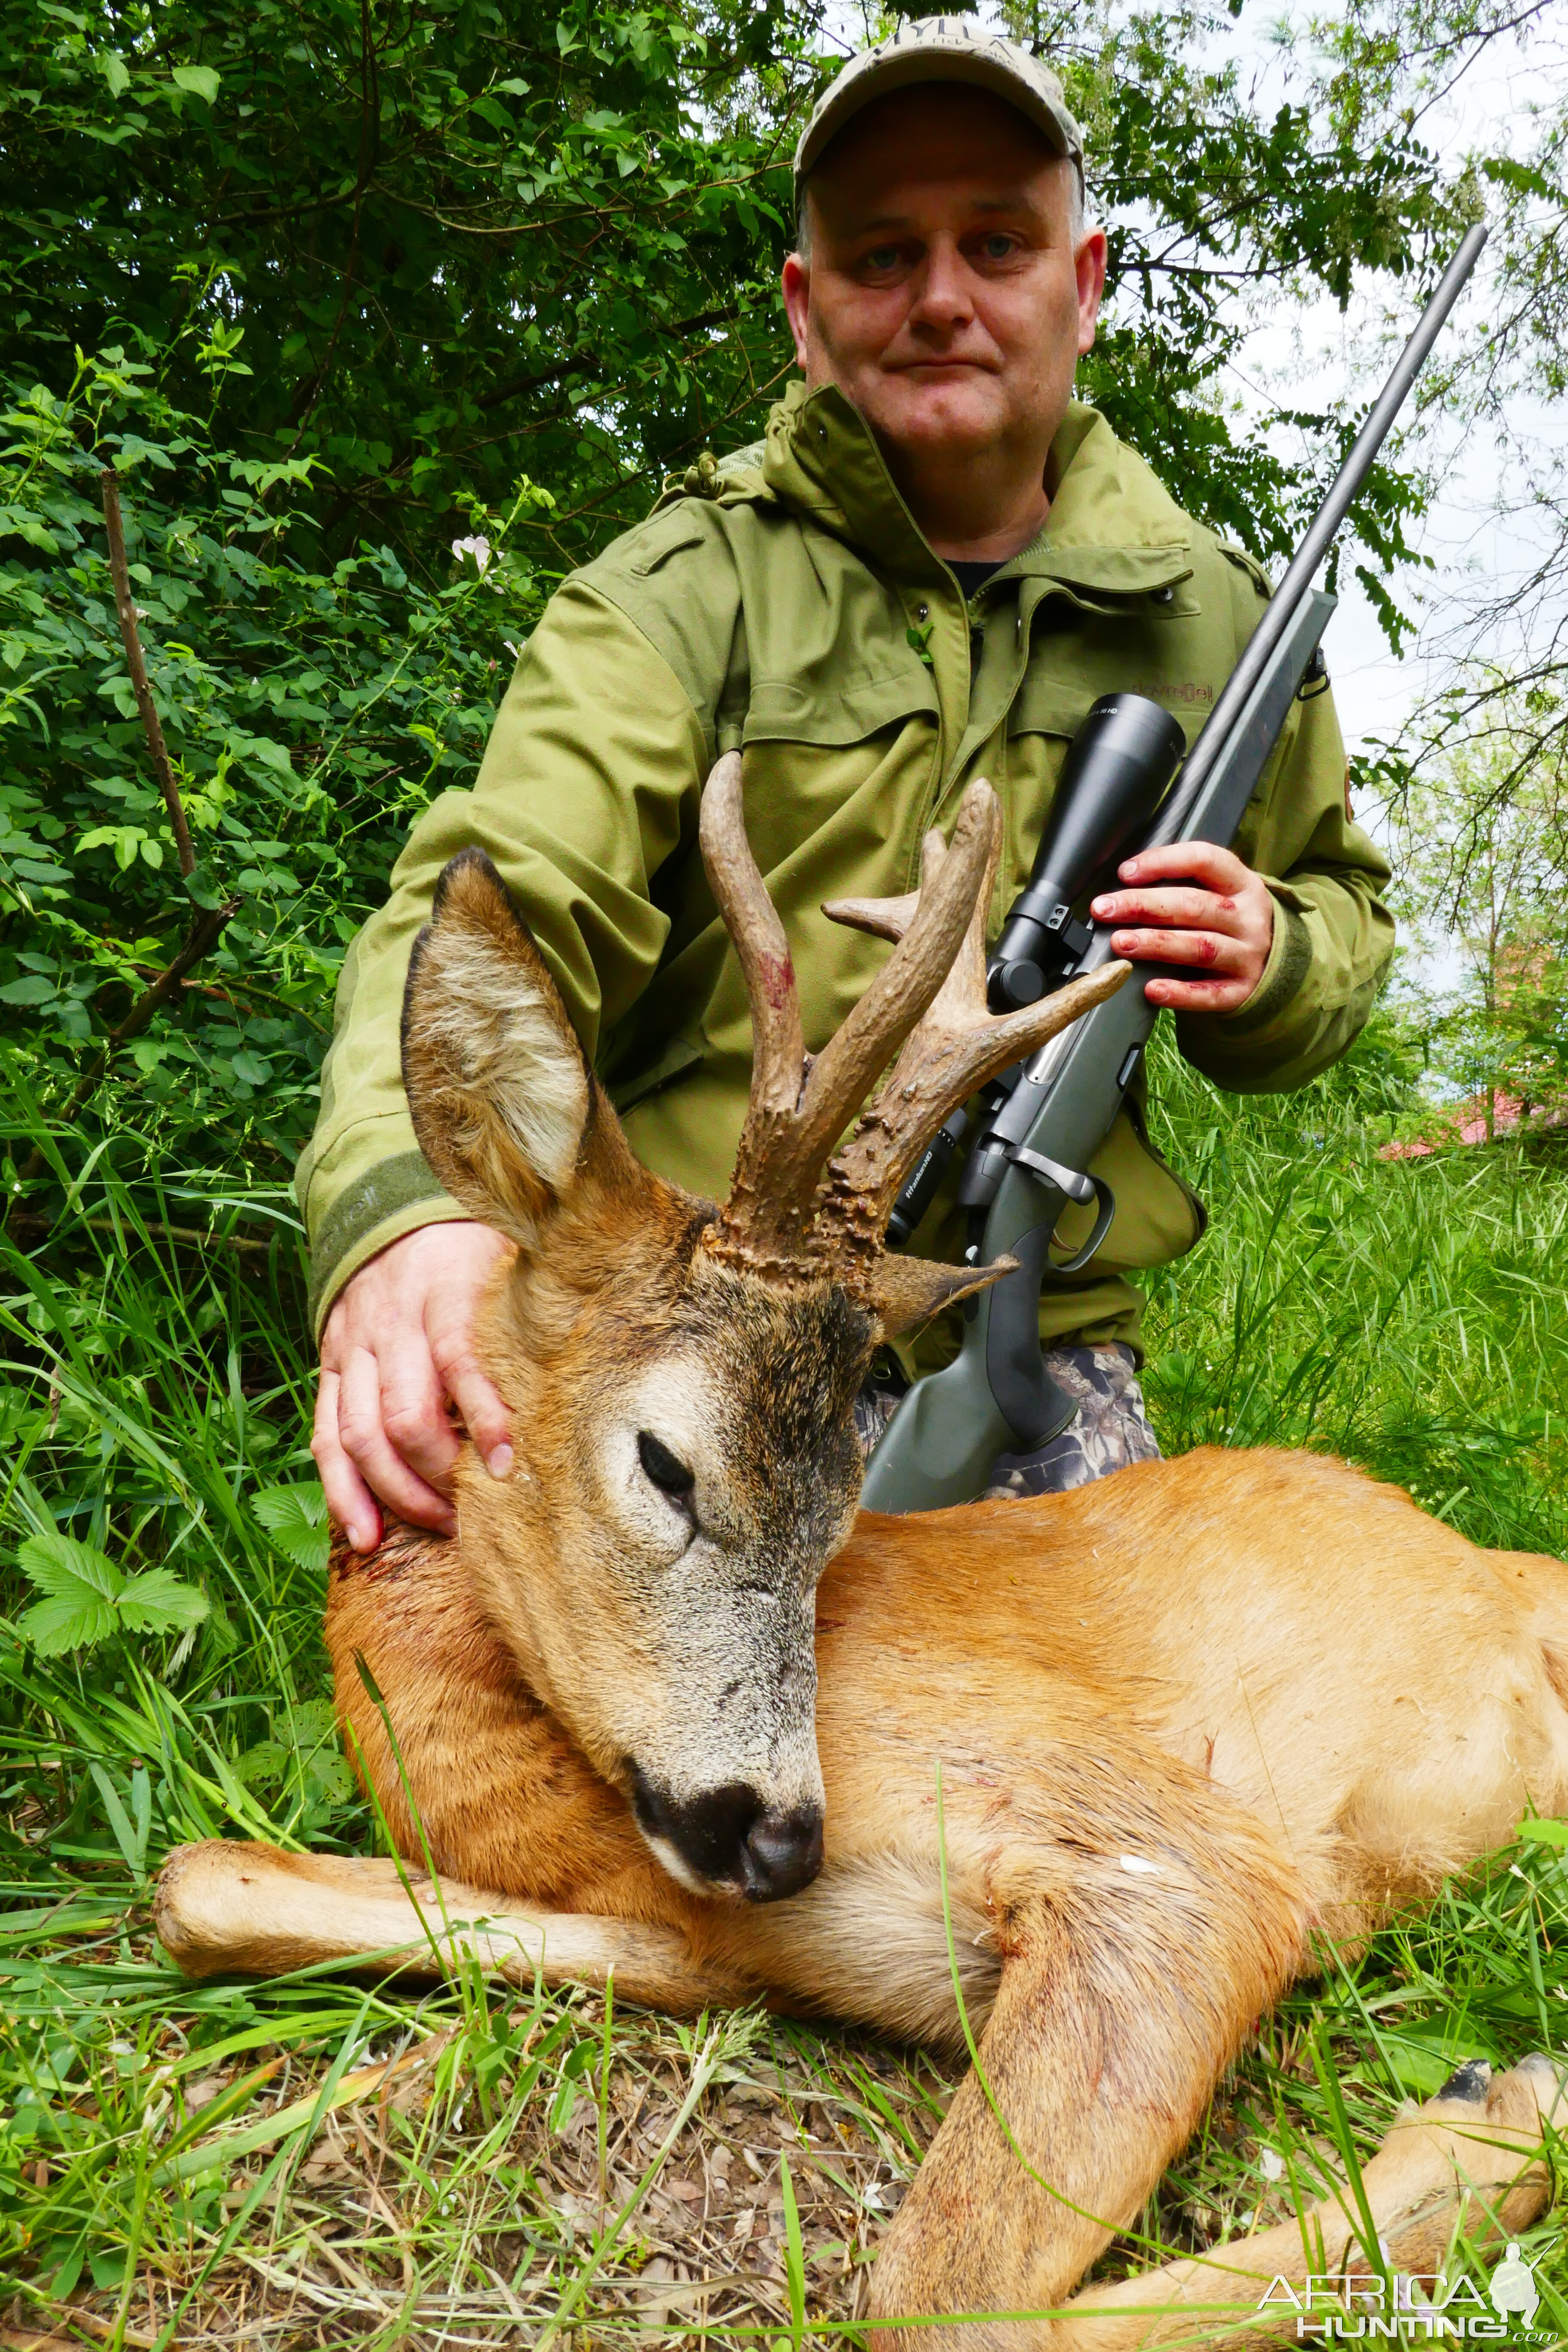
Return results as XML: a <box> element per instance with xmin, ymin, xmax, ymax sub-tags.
<box><xmin>861</xmin><ymin>221</ymin><xmax>1488</xmax><ymax>1515</ymax></box>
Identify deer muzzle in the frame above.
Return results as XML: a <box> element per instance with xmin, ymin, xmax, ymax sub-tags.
<box><xmin>629</xmin><ymin>1764</ymin><xmax>824</xmax><ymax>1902</ymax></box>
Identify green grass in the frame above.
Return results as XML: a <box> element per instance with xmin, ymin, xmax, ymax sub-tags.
<box><xmin>1</xmin><ymin>1017</ymin><xmax>1566</xmax><ymax>2344</ymax></box>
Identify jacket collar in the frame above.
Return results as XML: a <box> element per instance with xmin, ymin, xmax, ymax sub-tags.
<box><xmin>760</xmin><ymin>378</ymin><xmax>1194</xmax><ymax>602</ymax></box>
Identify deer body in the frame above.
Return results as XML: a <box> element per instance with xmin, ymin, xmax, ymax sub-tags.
<box><xmin>158</xmin><ymin>764</ymin><xmax>1568</xmax><ymax>2343</ymax></box>
<box><xmin>327</xmin><ymin>1446</ymin><xmax>1568</xmax><ymax>2019</ymax></box>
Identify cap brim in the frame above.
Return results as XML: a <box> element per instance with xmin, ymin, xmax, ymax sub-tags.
<box><xmin>795</xmin><ymin>52</ymin><xmax>1081</xmax><ymax>197</ymax></box>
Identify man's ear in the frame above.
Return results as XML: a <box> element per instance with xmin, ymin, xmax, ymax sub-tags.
<box><xmin>781</xmin><ymin>249</ymin><xmax>812</xmax><ymax>371</ymax></box>
<box><xmin>401</xmin><ymin>849</ymin><xmax>610</xmax><ymax>1249</ymax></box>
<box><xmin>865</xmin><ymin>1251</ymin><xmax>1017</xmax><ymax>1339</ymax></box>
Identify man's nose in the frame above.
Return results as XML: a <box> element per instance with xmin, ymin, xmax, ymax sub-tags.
<box><xmin>907</xmin><ymin>237</ymin><xmax>976</xmax><ymax>335</ymax></box>
<box><xmin>631</xmin><ymin>1770</ymin><xmax>824</xmax><ymax>1901</ymax></box>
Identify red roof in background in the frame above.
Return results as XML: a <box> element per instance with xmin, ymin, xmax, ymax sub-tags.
<box><xmin>1380</xmin><ymin>1091</ymin><xmax>1568</xmax><ymax>1159</ymax></box>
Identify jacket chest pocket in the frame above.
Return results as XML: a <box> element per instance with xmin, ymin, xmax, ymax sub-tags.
<box><xmin>743</xmin><ymin>665</ymin><xmax>939</xmax><ymax>747</ymax></box>
<box><xmin>735</xmin><ymin>670</ymin><xmax>940</xmax><ymax>890</ymax></box>
<box><xmin>1008</xmin><ymin>607</ymin><xmax>1218</xmax><ymax>749</ymax></box>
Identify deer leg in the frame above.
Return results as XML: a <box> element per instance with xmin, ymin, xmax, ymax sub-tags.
<box><xmin>867</xmin><ymin>1783</ymin><xmax>1313</xmax><ymax>2351</ymax></box>
<box><xmin>1062</xmin><ymin>2054</ymin><xmax>1566</xmax><ymax>2349</ymax></box>
<box><xmin>154</xmin><ymin>1840</ymin><xmax>755</xmax><ymax>2012</ymax></box>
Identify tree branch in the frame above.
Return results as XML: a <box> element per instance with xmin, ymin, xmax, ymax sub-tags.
<box><xmin>7</xmin><ymin>482</ymin><xmax>244</xmax><ymax>1214</ymax></box>
<box><xmin>101</xmin><ymin>468</ymin><xmax>196</xmax><ymax>879</ymax></box>
<box><xmin>7</xmin><ymin>1210</ymin><xmax>276</xmax><ymax>1260</ymax></box>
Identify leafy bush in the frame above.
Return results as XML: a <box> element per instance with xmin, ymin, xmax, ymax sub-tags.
<box><xmin>1</xmin><ymin>346</ymin><xmax>546</xmax><ymax>1176</ymax></box>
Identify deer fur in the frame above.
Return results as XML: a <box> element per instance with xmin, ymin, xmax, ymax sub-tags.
<box><xmin>158</xmin><ymin>768</ymin><xmax>1568</xmax><ymax>2345</ymax></box>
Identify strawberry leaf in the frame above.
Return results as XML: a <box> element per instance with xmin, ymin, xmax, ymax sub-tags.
<box><xmin>251</xmin><ymin>1482</ymin><xmax>329</xmax><ymax>1573</ymax></box>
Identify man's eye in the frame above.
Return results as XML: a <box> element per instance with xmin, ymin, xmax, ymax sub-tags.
<box><xmin>979</xmin><ymin>233</ymin><xmax>1019</xmax><ymax>261</ymax></box>
<box><xmin>863</xmin><ymin>245</ymin><xmax>903</xmax><ymax>272</ymax></box>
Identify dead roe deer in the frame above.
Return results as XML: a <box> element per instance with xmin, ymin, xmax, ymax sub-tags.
<box><xmin>157</xmin><ymin>759</ymin><xmax>1568</xmax><ymax>2345</ymax></box>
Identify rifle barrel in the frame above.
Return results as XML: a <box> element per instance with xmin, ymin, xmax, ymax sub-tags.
<box><xmin>1148</xmin><ymin>219</ymin><xmax>1487</xmax><ymax>851</ymax></box>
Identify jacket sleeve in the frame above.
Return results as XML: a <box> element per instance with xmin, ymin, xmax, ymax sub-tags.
<box><xmin>1174</xmin><ymin>573</ymin><xmax>1394</xmax><ymax>1096</ymax></box>
<box><xmin>295</xmin><ymin>579</ymin><xmax>707</xmax><ymax>1336</ymax></box>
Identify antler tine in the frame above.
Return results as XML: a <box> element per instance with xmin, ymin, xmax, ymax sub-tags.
<box><xmin>818</xmin><ymin>817</ymin><xmax>1133</xmax><ymax>1259</ymax></box>
<box><xmin>698</xmin><ymin>753</ymin><xmax>810</xmax><ymax>1240</ymax></box>
<box><xmin>700</xmin><ymin>766</ymin><xmax>1000</xmax><ymax>1271</ymax></box>
<box><xmin>757</xmin><ymin>781</ymin><xmax>1001</xmax><ymax>1246</ymax></box>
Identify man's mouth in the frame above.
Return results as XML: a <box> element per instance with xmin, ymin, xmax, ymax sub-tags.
<box><xmin>887</xmin><ymin>355</ymin><xmax>1000</xmax><ymax>378</ymax></box>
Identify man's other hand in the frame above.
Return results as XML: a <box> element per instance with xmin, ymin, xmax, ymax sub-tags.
<box><xmin>314</xmin><ymin>1222</ymin><xmax>514</xmax><ymax>1551</ymax></box>
<box><xmin>1091</xmin><ymin>842</ymin><xmax>1276</xmax><ymax>1015</ymax></box>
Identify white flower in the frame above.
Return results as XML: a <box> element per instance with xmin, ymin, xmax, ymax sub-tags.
<box><xmin>1259</xmin><ymin>2146</ymin><xmax>1286</xmax><ymax>2181</ymax></box>
<box><xmin>451</xmin><ymin>533</ymin><xmax>492</xmax><ymax>573</ymax></box>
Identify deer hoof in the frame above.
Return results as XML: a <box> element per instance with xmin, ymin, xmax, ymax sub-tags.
<box><xmin>1434</xmin><ymin>2058</ymin><xmax>1492</xmax><ymax>2103</ymax></box>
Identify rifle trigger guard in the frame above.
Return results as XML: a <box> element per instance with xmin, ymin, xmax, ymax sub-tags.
<box><xmin>1043</xmin><ymin>1176</ymin><xmax>1115</xmax><ymax>1275</ymax></box>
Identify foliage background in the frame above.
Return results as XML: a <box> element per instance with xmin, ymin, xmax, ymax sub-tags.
<box><xmin>2</xmin><ymin>0</ymin><xmax>1567</xmax><ymax>2338</ymax></box>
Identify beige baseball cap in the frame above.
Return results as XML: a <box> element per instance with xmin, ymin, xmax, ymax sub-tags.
<box><xmin>793</xmin><ymin>15</ymin><xmax>1084</xmax><ymax>204</ymax></box>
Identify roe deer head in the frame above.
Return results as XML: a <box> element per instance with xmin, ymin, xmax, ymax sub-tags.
<box><xmin>397</xmin><ymin>756</ymin><xmax>1127</xmax><ymax>1903</ymax></box>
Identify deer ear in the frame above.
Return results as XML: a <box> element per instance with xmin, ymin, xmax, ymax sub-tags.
<box><xmin>401</xmin><ymin>849</ymin><xmax>606</xmax><ymax>1248</ymax></box>
<box><xmin>864</xmin><ymin>1251</ymin><xmax>1017</xmax><ymax>1339</ymax></box>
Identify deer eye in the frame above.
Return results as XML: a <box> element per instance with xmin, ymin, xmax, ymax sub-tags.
<box><xmin>637</xmin><ymin>1431</ymin><xmax>695</xmax><ymax>1498</ymax></box>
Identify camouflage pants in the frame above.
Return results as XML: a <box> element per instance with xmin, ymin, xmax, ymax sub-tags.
<box><xmin>851</xmin><ymin>1343</ymin><xmax>1161</xmax><ymax>1499</ymax></box>
<box><xmin>980</xmin><ymin>1344</ymin><xmax>1161</xmax><ymax>1498</ymax></box>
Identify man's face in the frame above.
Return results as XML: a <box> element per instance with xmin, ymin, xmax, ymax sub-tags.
<box><xmin>781</xmin><ymin>86</ymin><xmax>1106</xmax><ymax>481</ymax></box>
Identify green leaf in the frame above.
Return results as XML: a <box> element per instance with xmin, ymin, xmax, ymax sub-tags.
<box><xmin>15</xmin><ymin>1535</ymin><xmax>205</xmax><ymax>1651</ymax></box>
<box><xmin>171</xmin><ymin>64</ymin><xmax>220</xmax><ymax>103</ymax></box>
<box><xmin>99</xmin><ymin>49</ymin><xmax>129</xmax><ymax>98</ymax></box>
<box><xmin>779</xmin><ymin>2150</ymin><xmax>806</xmax><ymax>2344</ymax></box>
<box><xmin>18</xmin><ymin>1530</ymin><xmax>122</xmax><ymax>1603</ymax></box>
<box><xmin>252</xmin><ymin>1482</ymin><xmax>330</xmax><ymax>1573</ymax></box>
<box><xmin>116</xmin><ymin>1568</ymin><xmax>209</xmax><ymax>1633</ymax></box>
<box><xmin>88</xmin><ymin>1760</ymin><xmax>149</xmax><ymax>1876</ymax></box>
<box><xmin>18</xmin><ymin>1590</ymin><xmax>120</xmax><ymax>1655</ymax></box>
<box><xmin>1518</xmin><ymin>1816</ymin><xmax>1568</xmax><ymax>1848</ymax></box>
<box><xmin>16</xmin><ymin>1528</ymin><xmax>125</xmax><ymax>1652</ymax></box>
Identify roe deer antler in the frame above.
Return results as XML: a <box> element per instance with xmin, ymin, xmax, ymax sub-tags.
<box><xmin>700</xmin><ymin>751</ymin><xmax>998</xmax><ymax>1271</ymax></box>
<box><xmin>815</xmin><ymin>812</ymin><xmax>1132</xmax><ymax>1268</ymax></box>
<box><xmin>698</xmin><ymin>753</ymin><xmax>1130</xmax><ymax>1288</ymax></box>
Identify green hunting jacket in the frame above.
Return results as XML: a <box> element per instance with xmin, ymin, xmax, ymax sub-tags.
<box><xmin>298</xmin><ymin>382</ymin><xmax>1393</xmax><ymax>1359</ymax></box>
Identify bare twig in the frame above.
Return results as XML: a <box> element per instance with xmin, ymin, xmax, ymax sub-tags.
<box><xmin>8</xmin><ymin>478</ymin><xmax>245</xmax><ymax>1212</ymax></box>
<box><xmin>5</xmin><ymin>1210</ymin><xmax>277</xmax><ymax>1261</ymax></box>
<box><xmin>101</xmin><ymin>469</ymin><xmax>196</xmax><ymax>879</ymax></box>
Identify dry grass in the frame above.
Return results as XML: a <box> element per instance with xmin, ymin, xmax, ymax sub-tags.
<box><xmin>10</xmin><ymin>1848</ymin><xmax>1568</xmax><ymax>2349</ymax></box>
<box><xmin>0</xmin><ymin>1920</ymin><xmax>956</xmax><ymax>2349</ymax></box>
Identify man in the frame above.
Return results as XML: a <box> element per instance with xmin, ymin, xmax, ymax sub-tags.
<box><xmin>302</xmin><ymin>18</ymin><xmax>1392</xmax><ymax>1551</ymax></box>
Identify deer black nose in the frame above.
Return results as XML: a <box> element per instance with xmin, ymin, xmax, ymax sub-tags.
<box><xmin>740</xmin><ymin>1802</ymin><xmax>824</xmax><ymax>1900</ymax></box>
<box><xmin>630</xmin><ymin>1770</ymin><xmax>823</xmax><ymax>1902</ymax></box>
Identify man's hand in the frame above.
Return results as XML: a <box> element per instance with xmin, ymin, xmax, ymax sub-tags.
<box><xmin>1091</xmin><ymin>842</ymin><xmax>1275</xmax><ymax>1016</ymax></box>
<box><xmin>313</xmin><ymin>1222</ymin><xmax>514</xmax><ymax>1552</ymax></box>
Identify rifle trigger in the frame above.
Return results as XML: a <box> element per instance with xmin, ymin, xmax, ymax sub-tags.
<box><xmin>1008</xmin><ymin>1145</ymin><xmax>1096</xmax><ymax>1204</ymax></box>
